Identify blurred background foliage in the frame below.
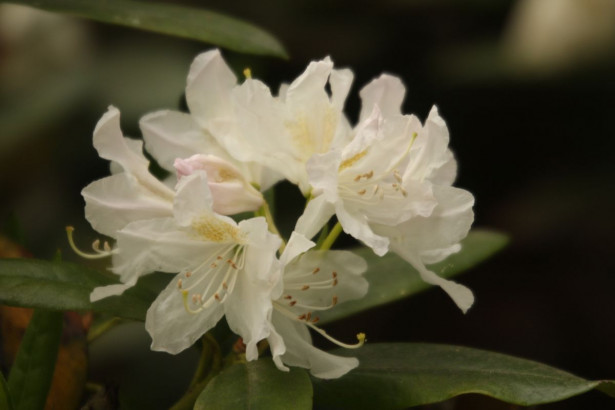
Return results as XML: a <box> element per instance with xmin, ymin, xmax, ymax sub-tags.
<box><xmin>1</xmin><ymin>0</ymin><xmax>614</xmax><ymax>408</ymax></box>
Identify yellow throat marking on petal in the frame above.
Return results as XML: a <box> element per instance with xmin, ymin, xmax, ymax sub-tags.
<box><xmin>339</xmin><ymin>149</ymin><xmax>367</xmax><ymax>171</ymax></box>
<box><xmin>192</xmin><ymin>214</ymin><xmax>242</xmax><ymax>243</ymax></box>
<box><xmin>286</xmin><ymin>106</ymin><xmax>338</xmax><ymax>159</ymax></box>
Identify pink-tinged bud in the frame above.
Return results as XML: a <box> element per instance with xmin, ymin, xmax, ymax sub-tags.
<box><xmin>174</xmin><ymin>154</ymin><xmax>263</xmax><ymax>215</ymax></box>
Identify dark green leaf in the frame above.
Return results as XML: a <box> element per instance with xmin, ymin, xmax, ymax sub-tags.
<box><xmin>7</xmin><ymin>310</ymin><xmax>62</xmax><ymax>410</ymax></box>
<box><xmin>0</xmin><ymin>258</ymin><xmax>157</xmax><ymax>320</ymax></box>
<box><xmin>319</xmin><ymin>229</ymin><xmax>508</xmax><ymax>324</ymax></box>
<box><xmin>4</xmin><ymin>0</ymin><xmax>287</xmax><ymax>58</ymax></box>
<box><xmin>195</xmin><ymin>359</ymin><xmax>312</xmax><ymax>410</ymax></box>
<box><xmin>0</xmin><ymin>371</ymin><xmax>13</xmax><ymax>410</ymax></box>
<box><xmin>313</xmin><ymin>343</ymin><xmax>615</xmax><ymax>409</ymax></box>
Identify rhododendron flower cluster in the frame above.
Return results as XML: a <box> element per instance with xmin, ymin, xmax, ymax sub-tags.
<box><xmin>73</xmin><ymin>49</ymin><xmax>474</xmax><ymax>379</ymax></box>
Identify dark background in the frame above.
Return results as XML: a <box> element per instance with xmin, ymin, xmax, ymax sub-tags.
<box><xmin>1</xmin><ymin>0</ymin><xmax>614</xmax><ymax>408</ymax></box>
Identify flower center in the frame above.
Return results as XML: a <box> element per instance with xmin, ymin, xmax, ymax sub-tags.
<box><xmin>178</xmin><ymin>245</ymin><xmax>245</xmax><ymax>314</ymax></box>
<box><xmin>192</xmin><ymin>215</ymin><xmax>243</xmax><ymax>243</ymax></box>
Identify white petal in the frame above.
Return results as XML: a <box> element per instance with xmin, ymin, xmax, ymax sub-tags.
<box><xmin>359</xmin><ymin>74</ymin><xmax>405</xmax><ymax>123</ymax></box>
<box><xmin>139</xmin><ymin>110</ymin><xmax>211</xmax><ymax>172</ymax></box>
<box><xmin>240</xmin><ymin>217</ymin><xmax>282</xmax><ymax>283</ymax></box>
<box><xmin>329</xmin><ymin>68</ymin><xmax>354</xmax><ymax>111</ymax></box>
<box><xmin>294</xmin><ymin>195</ymin><xmax>335</xmax><ymax>241</ymax></box>
<box><xmin>90</xmin><ymin>276</ymin><xmax>138</xmax><ymax>302</ymax></box>
<box><xmin>403</xmin><ymin>254</ymin><xmax>474</xmax><ymax>313</ymax></box>
<box><xmin>306</xmin><ymin>149</ymin><xmax>341</xmax><ymax>199</ymax></box>
<box><xmin>271</xmin><ymin>312</ymin><xmax>359</xmax><ymax>379</ymax></box>
<box><xmin>336</xmin><ymin>204</ymin><xmax>389</xmax><ymax>256</ymax></box>
<box><xmin>93</xmin><ymin>106</ymin><xmax>173</xmax><ymax>201</ymax></box>
<box><xmin>82</xmin><ymin>173</ymin><xmax>172</xmax><ymax>237</ymax></box>
<box><xmin>112</xmin><ymin>217</ymin><xmax>216</xmax><ymax>283</ymax></box>
<box><xmin>224</xmin><ymin>274</ymin><xmax>275</xmax><ymax>361</ymax></box>
<box><xmin>145</xmin><ymin>273</ymin><xmax>225</xmax><ymax>354</ymax></box>
<box><xmin>186</xmin><ymin>49</ymin><xmax>237</xmax><ymax>128</ymax></box>
<box><xmin>283</xmin><ymin>249</ymin><xmax>368</xmax><ymax>310</ymax></box>
<box><xmin>285</xmin><ymin>57</ymin><xmax>333</xmax><ymax>112</ymax></box>
<box><xmin>280</xmin><ymin>232</ymin><xmax>315</xmax><ymax>267</ymax></box>
<box><xmin>172</xmin><ymin>171</ymin><xmax>215</xmax><ymax>227</ymax></box>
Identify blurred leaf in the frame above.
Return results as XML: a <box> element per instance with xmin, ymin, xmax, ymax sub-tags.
<box><xmin>4</xmin><ymin>0</ymin><xmax>287</xmax><ymax>58</ymax></box>
<box><xmin>313</xmin><ymin>343</ymin><xmax>615</xmax><ymax>409</ymax></box>
<box><xmin>7</xmin><ymin>309</ymin><xmax>62</xmax><ymax>410</ymax></box>
<box><xmin>0</xmin><ymin>258</ymin><xmax>155</xmax><ymax>320</ymax></box>
<box><xmin>319</xmin><ymin>229</ymin><xmax>508</xmax><ymax>324</ymax></box>
<box><xmin>194</xmin><ymin>359</ymin><xmax>312</xmax><ymax>410</ymax></box>
<box><xmin>0</xmin><ymin>371</ymin><xmax>13</xmax><ymax>410</ymax></box>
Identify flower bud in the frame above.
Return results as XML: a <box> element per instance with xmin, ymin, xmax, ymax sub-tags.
<box><xmin>174</xmin><ymin>154</ymin><xmax>263</xmax><ymax>215</ymax></box>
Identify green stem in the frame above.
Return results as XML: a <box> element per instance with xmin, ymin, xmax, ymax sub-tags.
<box><xmin>87</xmin><ymin>317</ymin><xmax>122</xmax><ymax>343</ymax></box>
<box><xmin>319</xmin><ymin>221</ymin><xmax>343</xmax><ymax>251</ymax></box>
<box><xmin>171</xmin><ymin>334</ymin><xmax>222</xmax><ymax>410</ymax></box>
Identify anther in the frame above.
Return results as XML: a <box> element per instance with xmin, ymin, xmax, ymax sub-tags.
<box><xmin>290</xmin><ymin>300</ymin><xmax>297</xmax><ymax>306</ymax></box>
<box><xmin>215</xmin><ymin>293</ymin><xmax>221</xmax><ymax>301</ymax></box>
<box><xmin>312</xmin><ymin>317</ymin><xmax>320</xmax><ymax>324</ymax></box>
<box><xmin>192</xmin><ymin>294</ymin><xmax>199</xmax><ymax>304</ymax></box>
<box><xmin>298</xmin><ymin>314</ymin><xmax>307</xmax><ymax>320</ymax></box>
<box><xmin>365</xmin><ymin>170</ymin><xmax>373</xmax><ymax>179</ymax></box>
<box><xmin>306</xmin><ymin>312</ymin><xmax>312</xmax><ymax>321</ymax></box>
<box><xmin>284</xmin><ymin>295</ymin><xmax>292</xmax><ymax>300</ymax></box>
<box><xmin>185</xmin><ymin>271</ymin><xmax>192</xmax><ymax>278</ymax></box>
<box><xmin>177</xmin><ymin>279</ymin><xmax>183</xmax><ymax>289</ymax></box>
<box><xmin>333</xmin><ymin>279</ymin><xmax>338</xmax><ymax>286</ymax></box>
<box><xmin>217</xmin><ymin>256</ymin><xmax>223</xmax><ymax>260</ymax></box>
<box><xmin>301</xmin><ymin>285</ymin><xmax>310</xmax><ymax>291</ymax></box>
<box><xmin>222</xmin><ymin>282</ymin><xmax>228</xmax><ymax>290</ymax></box>
<box><xmin>332</xmin><ymin>296</ymin><xmax>338</xmax><ymax>306</ymax></box>
<box><xmin>394</xmin><ymin>170</ymin><xmax>402</xmax><ymax>183</ymax></box>
<box><xmin>312</xmin><ymin>267</ymin><xmax>320</xmax><ymax>274</ymax></box>
<box><xmin>332</xmin><ymin>271</ymin><xmax>338</xmax><ymax>278</ymax></box>
<box><xmin>211</xmin><ymin>263</ymin><xmax>217</xmax><ymax>268</ymax></box>
<box><xmin>354</xmin><ymin>175</ymin><xmax>362</xmax><ymax>182</ymax></box>
<box><xmin>358</xmin><ymin>189</ymin><xmax>366</xmax><ymax>195</ymax></box>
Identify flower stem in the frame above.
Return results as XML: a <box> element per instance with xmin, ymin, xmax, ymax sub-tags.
<box><xmin>171</xmin><ymin>334</ymin><xmax>222</xmax><ymax>410</ymax></box>
<box><xmin>319</xmin><ymin>221</ymin><xmax>342</xmax><ymax>251</ymax></box>
<box><xmin>87</xmin><ymin>317</ymin><xmax>122</xmax><ymax>343</ymax></box>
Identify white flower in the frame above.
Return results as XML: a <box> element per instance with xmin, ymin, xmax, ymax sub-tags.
<box><xmin>297</xmin><ymin>75</ymin><xmax>475</xmax><ymax>312</ymax></box>
<box><xmin>80</xmin><ymin>106</ymin><xmax>174</xmax><ymax>238</ymax></box>
<box><xmin>102</xmin><ymin>171</ymin><xmax>282</xmax><ymax>357</ymax></box>
<box><xmin>185</xmin><ymin>49</ymin><xmax>354</xmax><ymax>194</ymax></box>
<box><xmin>266</xmin><ymin>233</ymin><xmax>369</xmax><ymax>379</ymax></box>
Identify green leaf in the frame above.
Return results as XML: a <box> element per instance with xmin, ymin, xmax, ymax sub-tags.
<box><xmin>4</xmin><ymin>0</ymin><xmax>287</xmax><ymax>58</ymax></box>
<box><xmin>313</xmin><ymin>343</ymin><xmax>615</xmax><ymax>409</ymax></box>
<box><xmin>319</xmin><ymin>229</ymin><xmax>508</xmax><ymax>324</ymax></box>
<box><xmin>194</xmin><ymin>359</ymin><xmax>312</xmax><ymax>410</ymax></box>
<box><xmin>0</xmin><ymin>371</ymin><xmax>14</xmax><ymax>410</ymax></box>
<box><xmin>7</xmin><ymin>309</ymin><xmax>63</xmax><ymax>410</ymax></box>
<box><xmin>0</xmin><ymin>258</ymin><xmax>156</xmax><ymax>320</ymax></box>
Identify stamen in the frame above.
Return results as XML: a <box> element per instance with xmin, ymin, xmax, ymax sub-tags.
<box><xmin>243</xmin><ymin>67</ymin><xmax>252</xmax><ymax>79</ymax></box>
<box><xmin>304</xmin><ymin>321</ymin><xmax>366</xmax><ymax>349</ymax></box>
<box><xmin>66</xmin><ymin>226</ymin><xmax>115</xmax><ymax>259</ymax></box>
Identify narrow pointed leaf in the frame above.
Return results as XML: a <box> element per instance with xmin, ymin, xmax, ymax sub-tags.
<box><xmin>194</xmin><ymin>359</ymin><xmax>312</xmax><ymax>410</ymax></box>
<box><xmin>4</xmin><ymin>0</ymin><xmax>287</xmax><ymax>58</ymax></box>
<box><xmin>0</xmin><ymin>258</ymin><xmax>156</xmax><ymax>320</ymax></box>
<box><xmin>7</xmin><ymin>309</ymin><xmax>63</xmax><ymax>410</ymax></box>
<box><xmin>319</xmin><ymin>229</ymin><xmax>508</xmax><ymax>324</ymax></box>
<box><xmin>313</xmin><ymin>343</ymin><xmax>615</xmax><ymax>409</ymax></box>
<box><xmin>0</xmin><ymin>371</ymin><xmax>13</xmax><ymax>410</ymax></box>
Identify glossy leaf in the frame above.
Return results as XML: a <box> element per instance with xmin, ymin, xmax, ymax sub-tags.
<box><xmin>4</xmin><ymin>0</ymin><xmax>287</xmax><ymax>58</ymax></box>
<box><xmin>7</xmin><ymin>309</ymin><xmax>63</xmax><ymax>410</ymax></box>
<box><xmin>194</xmin><ymin>359</ymin><xmax>312</xmax><ymax>410</ymax></box>
<box><xmin>319</xmin><ymin>229</ymin><xmax>508</xmax><ymax>324</ymax></box>
<box><xmin>0</xmin><ymin>258</ymin><xmax>156</xmax><ymax>320</ymax></box>
<box><xmin>313</xmin><ymin>343</ymin><xmax>615</xmax><ymax>409</ymax></box>
<box><xmin>0</xmin><ymin>371</ymin><xmax>13</xmax><ymax>410</ymax></box>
